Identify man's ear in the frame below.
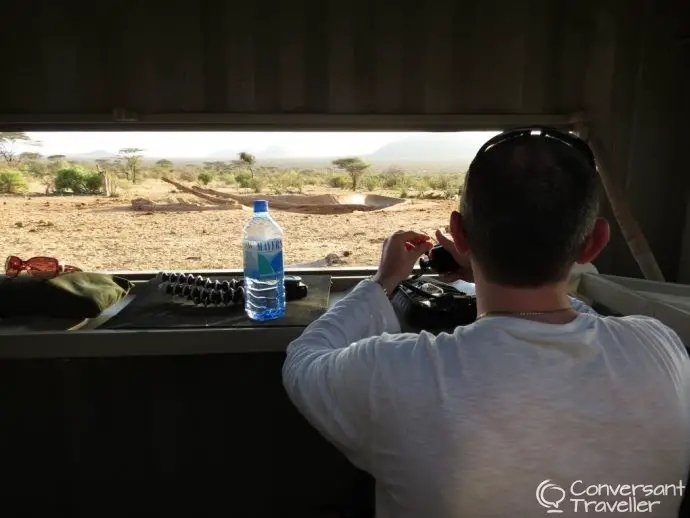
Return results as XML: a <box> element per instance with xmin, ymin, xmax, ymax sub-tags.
<box><xmin>576</xmin><ymin>217</ymin><xmax>610</xmax><ymax>264</ymax></box>
<box><xmin>449</xmin><ymin>211</ymin><xmax>469</xmax><ymax>254</ymax></box>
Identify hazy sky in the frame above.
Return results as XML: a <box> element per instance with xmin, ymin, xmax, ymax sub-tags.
<box><xmin>19</xmin><ymin>131</ymin><xmax>497</xmax><ymax>158</ymax></box>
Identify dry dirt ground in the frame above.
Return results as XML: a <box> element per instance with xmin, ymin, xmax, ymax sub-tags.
<box><xmin>1</xmin><ymin>179</ymin><xmax>456</xmax><ymax>272</ymax></box>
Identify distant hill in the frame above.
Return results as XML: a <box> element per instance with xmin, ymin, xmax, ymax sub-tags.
<box><xmin>203</xmin><ymin>135</ymin><xmax>480</xmax><ymax>166</ymax></box>
<box><xmin>205</xmin><ymin>148</ymin><xmax>237</xmax><ymax>160</ymax></box>
<box><xmin>367</xmin><ymin>134</ymin><xmax>479</xmax><ymax>165</ymax></box>
<box><xmin>256</xmin><ymin>145</ymin><xmax>291</xmax><ymax>159</ymax></box>
<box><xmin>58</xmin><ymin>134</ymin><xmax>486</xmax><ymax>172</ymax></box>
<box><xmin>206</xmin><ymin>146</ymin><xmax>291</xmax><ymax>160</ymax></box>
<box><xmin>64</xmin><ymin>150</ymin><xmax>116</xmax><ymax>161</ymax></box>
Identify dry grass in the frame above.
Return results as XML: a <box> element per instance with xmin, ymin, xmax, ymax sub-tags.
<box><xmin>0</xmin><ymin>179</ymin><xmax>455</xmax><ymax>271</ymax></box>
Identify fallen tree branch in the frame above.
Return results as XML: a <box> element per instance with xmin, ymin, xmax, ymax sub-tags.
<box><xmin>162</xmin><ymin>177</ymin><xmax>239</xmax><ymax>206</ymax></box>
<box><xmin>131</xmin><ymin>198</ymin><xmax>240</xmax><ymax>212</ymax></box>
<box><xmin>164</xmin><ymin>178</ymin><xmax>409</xmax><ymax>214</ymax></box>
<box><xmin>189</xmin><ymin>184</ymin><xmax>388</xmax><ymax>213</ymax></box>
<box><xmin>191</xmin><ymin>184</ymin><xmax>235</xmax><ymax>199</ymax></box>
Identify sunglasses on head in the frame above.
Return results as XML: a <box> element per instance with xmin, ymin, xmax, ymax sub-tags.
<box><xmin>5</xmin><ymin>255</ymin><xmax>81</xmax><ymax>279</ymax></box>
<box><xmin>474</xmin><ymin>127</ymin><xmax>597</xmax><ymax>171</ymax></box>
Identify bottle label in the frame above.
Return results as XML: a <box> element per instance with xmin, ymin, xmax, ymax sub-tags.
<box><xmin>244</xmin><ymin>239</ymin><xmax>284</xmax><ymax>280</ymax></box>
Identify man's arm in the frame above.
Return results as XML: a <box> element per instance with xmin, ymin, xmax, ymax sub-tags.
<box><xmin>283</xmin><ymin>231</ymin><xmax>432</xmax><ymax>465</ymax></box>
<box><xmin>282</xmin><ymin>279</ymin><xmax>403</xmax><ymax>464</ymax></box>
<box><xmin>287</xmin><ymin>278</ymin><xmax>401</xmax><ymax>354</ymax></box>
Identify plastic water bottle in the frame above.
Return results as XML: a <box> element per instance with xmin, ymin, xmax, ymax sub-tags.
<box><xmin>243</xmin><ymin>200</ymin><xmax>286</xmax><ymax>321</ymax></box>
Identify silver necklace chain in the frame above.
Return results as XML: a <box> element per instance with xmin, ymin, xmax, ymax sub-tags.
<box><xmin>477</xmin><ymin>307</ymin><xmax>573</xmax><ymax>320</ymax></box>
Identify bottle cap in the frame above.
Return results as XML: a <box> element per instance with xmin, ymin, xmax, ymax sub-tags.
<box><xmin>253</xmin><ymin>200</ymin><xmax>268</xmax><ymax>212</ymax></box>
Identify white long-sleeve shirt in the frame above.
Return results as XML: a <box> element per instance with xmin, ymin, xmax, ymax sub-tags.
<box><xmin>282</xmin><ymin>279</ymin><xmax>690</xmax><ymax>518</ymax></box>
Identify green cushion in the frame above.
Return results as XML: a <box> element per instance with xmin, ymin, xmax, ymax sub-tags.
<box><xmin>0</xmin><ymin>272</ymin><xmax>132</xmax><ymax>319</ymax></box>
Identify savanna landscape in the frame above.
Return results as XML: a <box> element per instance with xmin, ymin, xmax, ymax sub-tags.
<box><xmin>0</xmin><ymin>132</ymin><xmax>472</xmax><ymax>271</ymax></box>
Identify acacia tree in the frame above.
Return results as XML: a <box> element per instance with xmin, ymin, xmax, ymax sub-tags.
<box><xmin>332</xmin><ymin>157</ymin><xmax>370</xmax><ymax>190</ymax></box>
<box><xmin>155</xmin><ymin>158</ymin><xmax>173</xmax><ymax>171</ymax></box>
<box><xmin>19</xmin><ymin>152</ymin><xmax>42</xmax><ymax>161</ymax></box>
<box><xmin>238</xmin><ymin>152</ymin><xmax>256</xmax><ymax>178</ymax></box>
<box><xmin>203</xmin><ymin>161</ymin><xmax>231</xmax><ymax>174</ymax></box>
<box><xmin>0</xmin><ymin>132</ymin><xmax>40</xmax><ymax>165</ymax></box>
<box><xmin>118</xmin><ymin>148</ymin><xmax>144</xmax><ymax>183</ymax></box>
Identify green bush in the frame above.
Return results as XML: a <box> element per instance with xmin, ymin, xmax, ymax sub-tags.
<box><xmin>54</xmin><ymin>168</ymin><xmax>101</xmax><ymax>194</ymax></box>
<box><xmin>55</xmin><ymin>168</ymin><xmax>83</xmax><ymax>194</ymax></box>
<box><xmin>83</xmin><ymin>171</ymin><xmax>103</xmax><ymax>193</ymax></box>
<box><xmin>327</xmin><ymin>174</ymin><xmax>349</xmax><ymax>189</ymax></box>
<box><xmin>302</xmin><ymin>174</ymin><xmax>320</xmax><ymax>186</ymax></box>
<box><xmin>299</xmin><ymin>169</ymin><xmax>321</xmax><ymax>186</ymax></box>
<box><xmin>0</xmin><ymin>170</ymin><xmax>28</xmax><ymax>194</ymax></box>
<box><xmin>427</xmin><ymin>175</ymin><xmax>446</xmax><ymax>190</ymax></box>
<box><xmin>381</xmin><ymin>167</ymin><xmax>405</xmax><ymax>188</ymax></box>
<box><xmin>54</xmin><ymin>168</ymin><xmax>80</xmax><ymax>193</ymax></box>
<box><xmin>219</xmin><ymin>173</ymin><xmax>236</xmax><ymax>186</ymax></box>
<box><xmin>249</xmin><ymin>177</ymin><xmax>265</xmax><ymax>193</ymax></box>
<box><xmin>363</xmin><ymin>175</ymin><xmax>381</xmax><ymax>191</ymax></box>
<box><xmin>235</xmin><ymin>171</ymin><xmax>252</xmax><ymax>188</ymax></box>
<box><xmin>412</xmin><ymin>177</ymin><xmax>430</xmax><ymax>193</ymax></box>
<box><xmin>178</xmin><ymin>170</ymin><xmax>197</xmax><ymax>183</ymax></box>
<box><xmin>198</xmin><ymin>172</ymin><xmax>212</xmax><ymax>185</ymax></box>
<box><xmin>273</xmin><ymin>170</ymin><xmax>304</xmax><ymax>192</ymax></box>
<box><xmin>55</xmin><ymin>168</ymin><xmax>80</xmax><ymax>194</ymax></box>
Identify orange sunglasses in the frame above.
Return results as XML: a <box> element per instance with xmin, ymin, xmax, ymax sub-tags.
<box><xmin>5</xmin><ymin>255</ymin><xmax>81</xmax><ymax>279</ymax></box>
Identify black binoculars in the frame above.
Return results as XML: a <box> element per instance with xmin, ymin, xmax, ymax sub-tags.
<box><xmin>418</xmin><ymin>245</ymin><xmax>460</xmax><ymax>274</ymax></box>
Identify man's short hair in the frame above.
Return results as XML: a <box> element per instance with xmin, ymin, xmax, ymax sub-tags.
<box><xmin>459</xmin><ymin>133</ymin><xmax>600</xmax><ymax>287</ymax></box>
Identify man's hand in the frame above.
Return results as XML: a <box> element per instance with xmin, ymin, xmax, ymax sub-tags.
<box><xmin>434</xmin><ymin>228</ymin><xmax>474</xmax><ymax>282</ymax></box>
<box><xmin>372</xmin><ymin>231</ymin><xmax>433</xmax><ymax>294</ymax></box>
